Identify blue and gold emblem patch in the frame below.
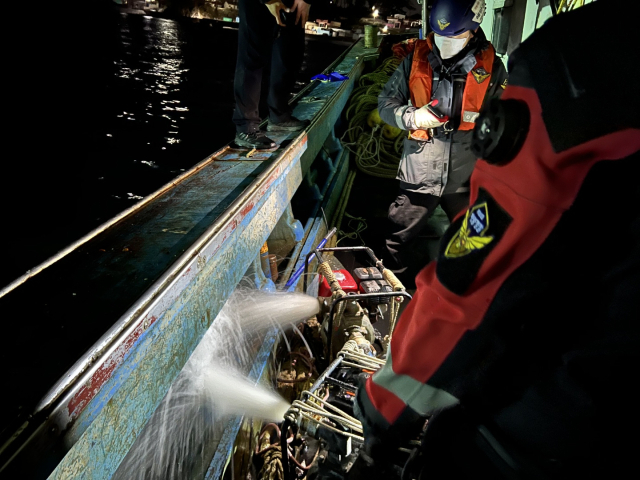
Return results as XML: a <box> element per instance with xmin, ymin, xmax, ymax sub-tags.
<box><xmin>437</xmin><ymin>189</ymin><xmax>512</xmax><ymax>295</ymax></box>
<box><xmin>445</xmin><ymin>203</ymin><xmax>493</xmax><ymax>258</ymax></box>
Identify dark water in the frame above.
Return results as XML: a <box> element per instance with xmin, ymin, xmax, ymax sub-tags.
<box><xmin>2</xmin><ymin>8</ymin><xmax>350</xmax><ymax>287</ymax></box>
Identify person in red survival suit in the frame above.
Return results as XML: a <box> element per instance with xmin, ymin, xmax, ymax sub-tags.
<box><xmin>351</xmin><ymin>2</ymin><xmax>640</xmax><ymax>479</ymax></box>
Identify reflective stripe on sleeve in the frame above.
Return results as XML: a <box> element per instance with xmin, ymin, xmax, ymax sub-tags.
<box><xmin>395</xmin><ymin>106</ymin><xmax>409</xmax><ymax>130</ymax></box>
<box><xmin>371</xmin><ymin>348</ymin><xmax>459</xmax><ymax>417</ymax></box>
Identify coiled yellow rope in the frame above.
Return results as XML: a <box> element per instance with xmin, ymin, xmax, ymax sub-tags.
<box><xmin>341</xmin><ymin>56</ymin><xmax>404</xmax><ymax>179</ymax></box>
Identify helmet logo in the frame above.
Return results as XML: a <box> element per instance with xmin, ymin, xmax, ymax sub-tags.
<box><xmin>472</xmin><ymin>67</ymin><xmax>490</xmax><ymax>84</ymax></box>
<box><xmin>437</xmin><ymin>18</ymin><xmax>450</xmax><ymax>30</ymax></box>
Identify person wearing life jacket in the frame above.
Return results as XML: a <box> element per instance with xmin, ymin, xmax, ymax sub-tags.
<box><xmin>351</xmin><ymin>1</ymin><xmax>640</xmax><ymax>478</ymax></box>
<box><xmin>379</xmin><ymin>0</ymin><xmax>507</xmax><ymax>285</ymax></box>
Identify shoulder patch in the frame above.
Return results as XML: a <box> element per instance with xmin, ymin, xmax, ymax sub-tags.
<box><xmin>472</xmin><ymin>67</ymin><xmax>490</xmax><ymax>84</ymax></box>
<box><xmin>444</xmin><ymin>203</ymin><xmax>492</xmax><ymax>258</ymax></box>
<box><xmin>437</xmin><ymin>188</ymin><xmax>512</xmax><ymax>295</ymax></box>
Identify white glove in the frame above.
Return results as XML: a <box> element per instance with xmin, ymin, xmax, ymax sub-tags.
<box><xmin>414</xmin><ymin>100</ymin><xmax>449</xmax><ymax>129</ymax></box>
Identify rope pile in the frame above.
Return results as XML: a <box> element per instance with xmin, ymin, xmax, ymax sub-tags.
<box><xmin>256</xmin><ymin>424</ymin><xmax>285</xmax><ymax>480</ymax></box>
<box><xmin>256</xmin><ymin>422</ymin><xmax>317</xmax><ymax>480</ymax></box>
<box><xmin>341</xmin><ymin>56</ymin><xmax>405</xmax><ymax>179</ymax></box>
<box><xmin>277</xmin><ymin>349</ymin><xmax>317</xmax><ymax>404</ymax></box>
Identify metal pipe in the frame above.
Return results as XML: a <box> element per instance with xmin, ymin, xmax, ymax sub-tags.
<box><xmin>422</xmin><ymin>0</ymin><xmax>429</xmax><ymax>37</ymax></box>
<box><xmin>309</xmin><ymin>246</ymin><xmax>385</xmax><ymax>269</ymax></box>
<box><xmin>306</xmin><ymin>356</ymin><xmax>344</xmax><ymax>395</ymax></box>
<box><xmin>286</xmin><ymin>227</ymin><xmax>337</xmax><ymax>289</ymax></box>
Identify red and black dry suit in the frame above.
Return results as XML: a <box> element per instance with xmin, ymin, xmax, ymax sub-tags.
<box><xmin>355</xmin><ymin>3</ymin><xmax>640</xmax><ymax>478</ymax></box>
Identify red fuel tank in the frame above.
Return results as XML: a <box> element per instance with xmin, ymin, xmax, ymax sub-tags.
<box><xmin>318</xmin><ymin>269</ymin><xmax>358</xmax><ymax>297</ymax></box>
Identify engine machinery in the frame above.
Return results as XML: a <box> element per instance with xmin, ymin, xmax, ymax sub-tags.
<box><xmin>253</xmin><ymin>247</ymin><xmax>415</xmax><ymax>480</ymax></box>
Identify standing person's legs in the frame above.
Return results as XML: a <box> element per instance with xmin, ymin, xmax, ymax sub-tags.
<box><xmin>386</xmin><ymin>189</ymin><xmax>441</xmax><ymax>276</ymax></box>
<box><xmin>439</xmin><ymin>192</ymin><xmax>470</xmax><ymax>222</ymax></box>
<box><xmin>232</xmin><ymin>0</ymin><xmax>274</xmax><ymax>133</ymax></box>
<box><xmin>268</xmin><ymin>19</ymin><xmax>305</xmax><ymax>124</ymax></box>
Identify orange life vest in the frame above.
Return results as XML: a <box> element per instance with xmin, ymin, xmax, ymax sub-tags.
<box><xmin>409</xmin><ymin>33</ymin><xmax>495</xmax><ymax>141</ymax></box>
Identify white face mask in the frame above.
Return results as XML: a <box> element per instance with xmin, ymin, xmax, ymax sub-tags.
<box><xmin>434</xmin><ymin>34</ymin><xmax>469</xmax><ymax>59</ymax></box>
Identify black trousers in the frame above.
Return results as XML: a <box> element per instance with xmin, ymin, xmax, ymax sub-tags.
<box><xmin>232</xmin><ymin>0</ymin><xmax>305</xmax><ymax>133</ymax></box>
<box><xmin>386</xmin><ymin>189</ymin><xmax>469</xmax><ymax>274</ymax></box>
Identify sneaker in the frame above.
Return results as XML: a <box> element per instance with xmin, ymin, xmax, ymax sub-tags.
<box><xmin>234</xmin><ymin>131</ymin><xmax>277</xmax><ymax>150</ymax></box>
<box><xmin>266</xmin><ymin>116</ymin><xmax>310</xmax><ymax>132</ymax></box>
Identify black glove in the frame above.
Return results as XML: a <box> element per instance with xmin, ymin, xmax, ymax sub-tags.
<box><xmin>347</xmin><ymin>449</ymin><xmax>396</xmax><ymax>480</ymax></box>
<box><xmin>350</xmin><ymin>381</ymin><xmax>403</xmax><ymax>478</ymax></box>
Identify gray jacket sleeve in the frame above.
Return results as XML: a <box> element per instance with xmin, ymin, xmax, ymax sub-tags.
<box><xmin>377</xmin><ymin>53</ymin><xmax>421</xmax><ymax>131</ymax></box>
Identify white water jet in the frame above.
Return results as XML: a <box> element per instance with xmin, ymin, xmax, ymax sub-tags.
<box><xmin>202</xmin><ymin>365</ymin><xmax>290</xmax><ymax>422</ymax></box>
<box><xmin>113</xmin><ymin>287</ymin><xmax>319</xmax><ymax>480</ymax></box>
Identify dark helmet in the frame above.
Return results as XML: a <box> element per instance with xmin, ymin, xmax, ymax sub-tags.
<box><xmin>429</xmin><ymin>0</ymin><xmax>486</xmax><ymax>36</ymax></box>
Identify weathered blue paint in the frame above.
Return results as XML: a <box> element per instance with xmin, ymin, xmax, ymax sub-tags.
<box><xmin>204</xmin><ymin>328</ymin><xmax>279</xmax><ymax>480</ymax></box>
<box><xmin>201</xmin><ymin>139</ymin><xmax>351</xmax><ymax>480</ymax></box>
<box><xmin>197</xmin><ymin>41</ymin><xmax>372</xmax><ymax>478</ymax></box>
<box><xmin>48</xmin><ymin>138</ymin><xmax>307</xmax><ymax>479</ymax></box>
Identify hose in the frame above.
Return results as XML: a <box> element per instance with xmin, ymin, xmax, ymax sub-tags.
<box><xmin>281</xmin><ymin>417</ymin><xmax>293</xmax><ymax>480</ymax></box>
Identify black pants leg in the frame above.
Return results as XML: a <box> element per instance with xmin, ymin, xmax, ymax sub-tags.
<box><xmin>232</xmin><ymin>0</ymin><xmax>304</xmax><ymax>133</ymax></box>
<box><xmin>386</xmin><ymin>190</ymin><xmax>470</xmax><ymax>273</ymax></box>
<box><xmin>386</xmin><ymin>190</ymin><xmax>441</xmax><ymax>273</ymax></box>
<box><xmin>232</xmin><ymin>0</ymin><xmax>274</xmax><ymax>133</ymax></box>
<box><xmin>268</xmin><ymin>16</ymin><xmax>305</xmax><ymax>123</ymax></box>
